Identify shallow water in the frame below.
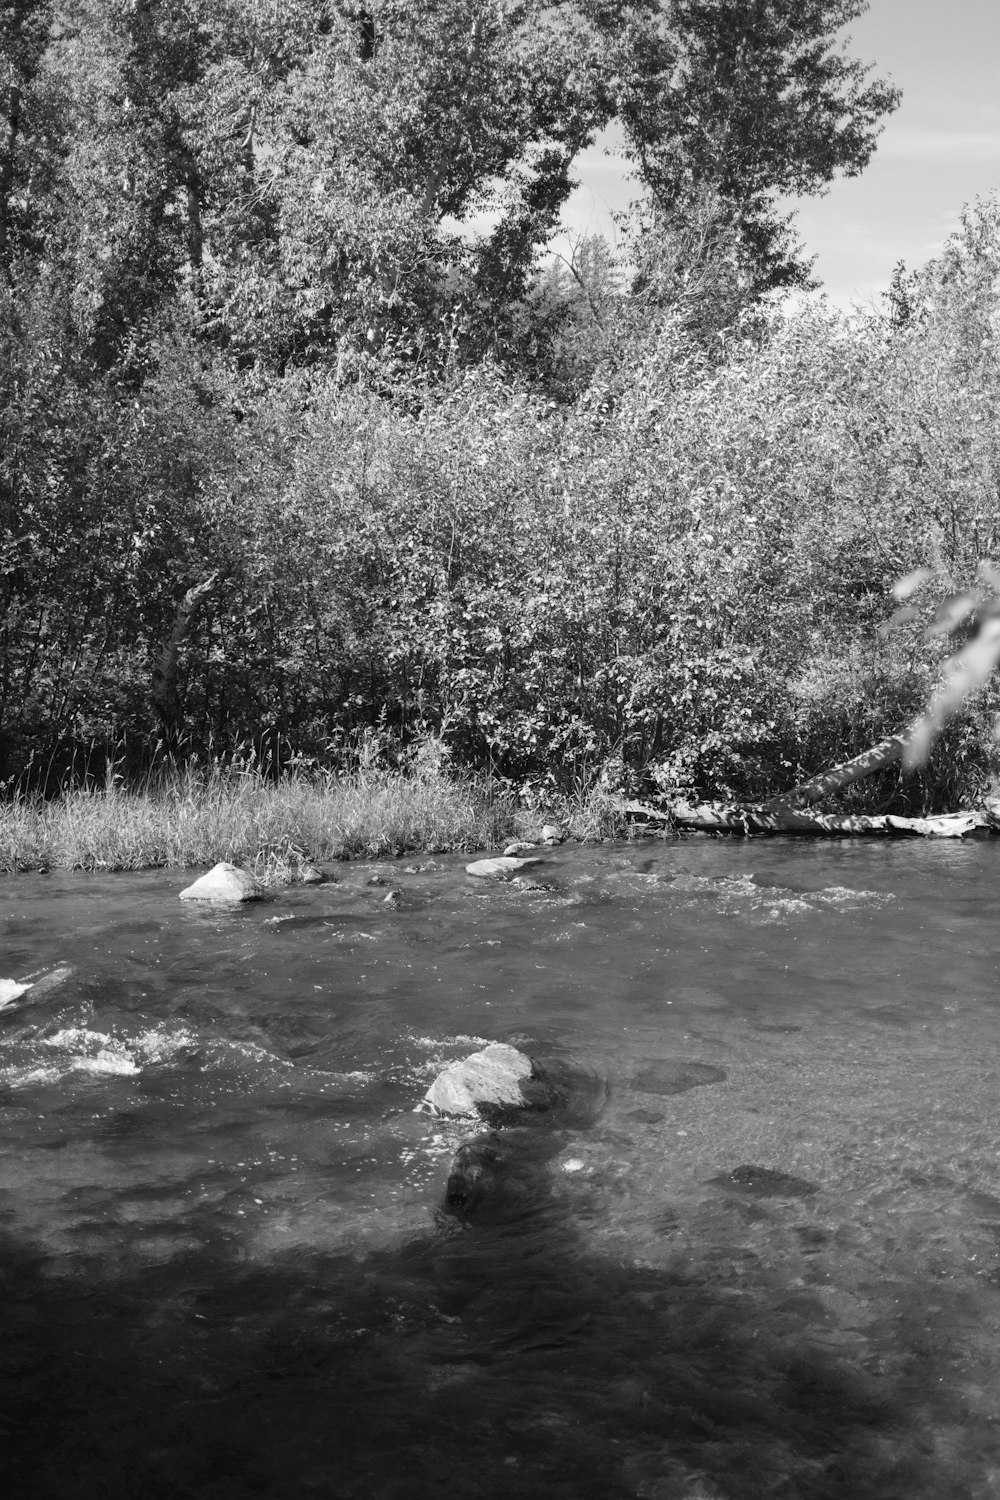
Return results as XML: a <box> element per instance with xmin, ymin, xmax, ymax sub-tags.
<box><xmin>2</xmin><ymin>838</ymin><xmax>1000</xmax><ymax>1498</ymax></box>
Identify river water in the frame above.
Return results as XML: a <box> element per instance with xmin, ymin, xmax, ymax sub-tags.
<box><xmin>1</xmin><ymin>837</ymin><xmax>999</xmax><ymax>1499</ymax></box>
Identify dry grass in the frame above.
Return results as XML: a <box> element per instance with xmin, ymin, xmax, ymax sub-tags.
<box><xmin>0</xmin><ymin>761</ymin><xmax>633</xmax><ymax>875</ymax></box>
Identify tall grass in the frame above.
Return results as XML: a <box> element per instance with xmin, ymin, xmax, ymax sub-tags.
<box><xmin>0</xmin><ymin>760</ymin><xmax>630</xmax><ymax>874</ymax></box>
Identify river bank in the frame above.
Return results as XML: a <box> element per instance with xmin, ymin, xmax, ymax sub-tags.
<box><xmin>0</xmin><ymin>762</ymin><xmax>630</xmax><ymax>875</ymax></box>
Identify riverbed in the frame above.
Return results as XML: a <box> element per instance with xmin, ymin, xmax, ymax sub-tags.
<box><xmin>2</xmin><ymin>837</ymin><xmax>999</xmax><ymax>1498</ymax></box>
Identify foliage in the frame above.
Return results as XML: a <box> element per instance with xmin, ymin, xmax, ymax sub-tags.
<box><xmin>2</xmin><ymin>1</ymin><xmax>899</xmax><ymax>365</ymax></box>
<box><xmin>616</xmin><ymin>0</ymin><xmax>900</xmax><ymax>295</ymax></box>
<box><xmin>2</xmin><ymin>3</ymin><xmax>996</xmax><ymax>815</ymax></box>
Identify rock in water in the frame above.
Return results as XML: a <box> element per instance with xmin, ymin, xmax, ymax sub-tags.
<box><xmin>442</xmin><ymin>1128</ymin><xmax>564</xmax><ymax>1219</ymax></box>
<box><xmin>0</xmin><ymin>978</ymin><xmax>30</xmax><ymax>1008</ymax></box>
<box><xmin>710</xmin><ymin>1164</ymin><xmax>819</xmax><ymax>1199</ymax></box>
<box><xmin>632</xmin><ymin>1060</ymin><xmax>727</xmax><ymax>1096</ymax></box>
<box><xmin>445</xmin><ymin>1132</ymin><xmax>506</xmax><ymax>1210</ymax></box>
<box><xmin>20</xmin><ymin>964</ymin><xmax>73</xmax><ymax>999</ymax></box>
<box><xmin>0</xmin><ymin>966</ymin><xmax>73</xmax><ymax>1017</ymax></box>
<box><xmin>465</xmin><ymin>856</ymin><xmax>542</xmax><ymax>879</ymax></box>
<box><xmin>420</xmin><ymin>1042</ymin><xmax>535</xmax><ymax>1118</ymax></box>
<box><xmin>179</xmin><ymin>862</ymin><xmax>262</xmax><ymax>903</ymax></box>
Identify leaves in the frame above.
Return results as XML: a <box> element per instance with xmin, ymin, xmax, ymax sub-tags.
<box><xmin>0</xmin><ymin>4</ymin><xmax>991</xmax><ymax>812</ymax></box>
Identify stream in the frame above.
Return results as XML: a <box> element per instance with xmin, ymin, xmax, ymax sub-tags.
<box><xmin>2</xmin><ymin>837</ymin><xmax>999</xmax><ymax>1498</ymax></box>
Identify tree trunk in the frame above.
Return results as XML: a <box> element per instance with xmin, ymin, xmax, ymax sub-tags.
<box><xmin>615</xmin><ymin>799</ymin><xmax>984</xmax><ymax>839</ymax></box>
<box><xmin>670</xmin><ymin>803</ymin><xmax>897</xmax><ymax>836</ymax></box>
<box><xmin>764</xmin><ymin>717</ymin><xmax>924</xmax><ymax>810</ymax></box>
<box><xmin>151</xmin><ymin>573</ymin><xmax>218</xmax><ymax>746</ymax></box>
<box><xmin>181</xmin><ymin>143</ymin><xmax>203</xmax><ymax>275</ymax></box>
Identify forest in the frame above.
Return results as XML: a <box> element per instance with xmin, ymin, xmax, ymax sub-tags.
<box><xmin>2</xmin><ymin>0</ymin><xmax>998</xmax><ymax>821</ymax></box>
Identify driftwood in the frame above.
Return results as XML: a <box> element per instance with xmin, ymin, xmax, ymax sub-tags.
<box><xmin>616</xmin><ymin>799</ymin><xmax>988</xmax><ymax>839</ymax></box>
<box><xmin>672</xmin><ymin>804</ymin><xmax>897</xmax><ymax>836</ymax></box>
<box><xmin>669</xmin><ymin>804</ymin><xmax>985</xmax><ymax>838</ymax></box>
<box><xmin>614</xmin><ymin>705</ymin><xmax>993</xmax><ymax>839</ymax></box>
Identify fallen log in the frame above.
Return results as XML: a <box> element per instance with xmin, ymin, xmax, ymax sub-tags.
<box><xmin>670</xmin><ymin>803</ymin><xmax>896</xmax><ymax>836</ymax></box>
<box><xmin>765</xmin><ymin>717</ymin><xmax>924</xmax><ymax>809</ymax></box>
<box><xmin>884</xmin><ymin>812</ymin><xmax>984</xmax><ymax>838</ymax></box>
<box><xmin>615</xmin><ymin>799</ymin><xmax>674</xmax><ymax>826</ymax></box>
<box><xmin>617</xmin><ymin>800</ymin><xmax>989</xmax><ymax>838</ymax></box>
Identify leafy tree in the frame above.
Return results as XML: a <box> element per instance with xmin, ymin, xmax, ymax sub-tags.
<box><xmin>0</xmin><ymin>0</ymin><xmax>55</xmax><ymax>269</ymax></box>
<box><xmin>0</xmin><ymin>0</ymin><xmax>925</xmax><ymax>797</ymax></box>
<box><xmin>617</xmin><ymin>0</ymin><xmax>901</xmax><ymax>296</ymax></box>
<box><xmin>3</xmin><ymin>2</ymin><xmax>900</xmax><ymax>367</ymax></box>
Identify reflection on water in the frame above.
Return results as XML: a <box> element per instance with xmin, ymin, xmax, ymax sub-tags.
<box><xmin>2</xmin><ymin>839</ymin><xmax>1000</xmax><ymax>1497</ymax></box>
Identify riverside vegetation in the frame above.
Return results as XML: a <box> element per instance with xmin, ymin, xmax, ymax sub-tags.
<box><xmin>0</xmin><ymin>743</ymin><xmax>630</xmax><ymax>873</ymax></box>
<box><xmin>1</xmin><ymin>3</ymin><xmax>998</xmax><ymax>871</ymax></box>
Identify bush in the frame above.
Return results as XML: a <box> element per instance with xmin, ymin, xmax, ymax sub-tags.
<box><xmin>3</xmin><ymin>200</ymin><xmax>998</xmax><ymax>812</ymax></box>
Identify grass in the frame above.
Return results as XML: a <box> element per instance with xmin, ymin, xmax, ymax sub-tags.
<box><xmin>0</xmin><ymin>760</ymin><xmax>633</xmax><ymax>875</ymax></box>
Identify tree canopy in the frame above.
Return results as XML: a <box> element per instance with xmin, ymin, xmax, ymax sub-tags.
<box><xmin>2</xmin><ymin>1</ymin><xmax>899</xmax><ymax>367</ymax></box>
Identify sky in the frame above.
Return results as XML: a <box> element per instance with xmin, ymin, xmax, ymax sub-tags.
<box><xmin>560</xmin><ymin>0</ymin><xmax>1000</xmax><ymax>310</ymax></box>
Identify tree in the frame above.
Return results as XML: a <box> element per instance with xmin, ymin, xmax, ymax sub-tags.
<box><xmin>0</xmin><ymin>1</ymin><xmax>910</xmax><ymax>784</ymax></box>
<box><xmin>618</xmin><ymin>0</ymin><xmax>901</xmax><ymax>296</ymax></box>
<box><xmin>1</xmin><ymin>2</ymin><xmax>900</xmax><ymax>368</ymax></box>
<box><xmin>0</xmin><ymin>0</ymin><xmax>57</xmax><ymax>270</ymax></box>
<box><xmin>232</xmin><ymin>0</ymin><xmax>900</xmax><ymax>362</ymax></box>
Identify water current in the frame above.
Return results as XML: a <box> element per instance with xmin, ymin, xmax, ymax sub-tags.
<box><xmin>2</xmin><ymin>837</ymin><xmax>999</xmax><ymax>1498</ymax></box>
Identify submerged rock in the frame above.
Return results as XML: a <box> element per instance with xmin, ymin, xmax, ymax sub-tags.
<box><xmin>626</xmin><ymin>1107</ymin><xmax>666</xmax><ymax>1125</ymax></box>
<box><xmin>442</xmin><ymin>1128</ymin><xmax>565</xmax><ymax>1218</ymax></box>
<box><xmin>420</xmin><ymin>1042</ymin><xmax>535</xmax><ymax>1118</ymax></box>
<box><xmin>465</xmin><ymin>856</ymin><xmax>542</xmax><ymax>879</ymax></box>
<box><xmin>445</xmin><ymin>1131</ymin><xmax>506</xmax><ymax>1210</ymax></box>
<box><xmin>22</xmin><ymin>964</ymin><xmax>73</xmax><ymax>998</ymax></box>
<box><xmin>179</xmin><ymin>862</ymin><xmax>262</xmax><ymax>903</ymax></box>
<box><xmin>632</xmin><ymin>1060</ymin><xmax>727</xmax><ymax>1096</ymax></box>
<box><xmin>710</xmin><ymin>1164</ymin><xmax>819</xmax><ymax>1199</ymax></box>
<box><xmin>0</xmin><ymin>965</ymin><xmax>73</xmax><ymax>1015</ymax></box>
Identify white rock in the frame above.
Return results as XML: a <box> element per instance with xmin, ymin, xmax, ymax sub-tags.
<box><xmin>0</xmin><ymin>978</ymin><xmax>30</xmax><ymax>1008</ymax></box>
<box><xmin>502</xmin><ymin>841</ymin><xmax>537</xmax><ymax>857</ymax></box>
<box><xmin>179</xmin><ymin>862</ymin><xmax>262</xmax><ymax>903</ymax></box>
<box><xmin>465</xmin><ymin>856</ymin><xmax>541</xmax><ymax>879</ymax></box>
<box><xmin>420</xmin><ymin>1042</ymin><xmax>534</xmax><ymax>1117</ymax></box>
